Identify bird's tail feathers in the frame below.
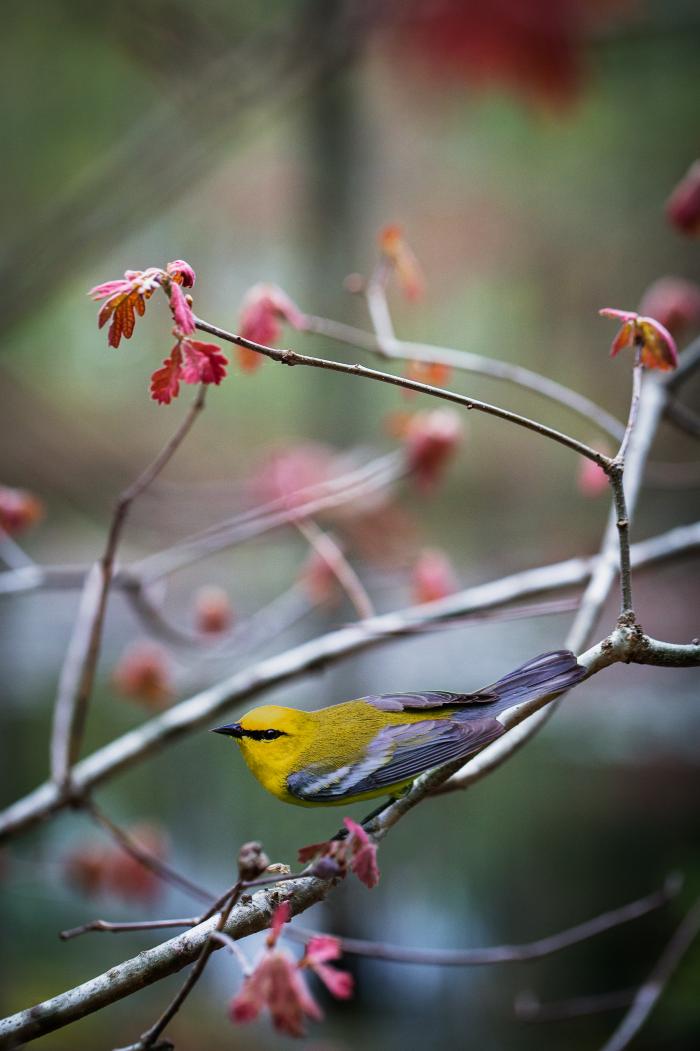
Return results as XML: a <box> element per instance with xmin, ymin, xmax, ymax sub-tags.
<box><xmin>485</xmin><ymin>649</ymin><xmax>586</xmax><ymax>714</ymax></box>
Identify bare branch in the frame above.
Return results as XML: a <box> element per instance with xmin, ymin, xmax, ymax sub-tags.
<box><xmin>1</xmin><ymin>518</ymin><xmax>697</xmax><ymax>844</ymax></box>
<box><xmin>432</xmin><ymin>377</ymin><xmax>668</xmax><ymax>797</ymax></box>
<box><xmin>303</xmin><ymin>313</ymin><xmax>626</xmax><ymax>442</ymax></box>
<box><xmin>84</xmin><ymin>798</ymin><xmax>214</xmax><ymax>904</ymax></box>
<box><xmin>49</xmin><ymin>386</ymin><xmax>206</xmax><ymax>789</ymax></box>
<box><xmin>295</xmin><ymin>517</ymin><xmax>375</xmax><ymax>620</ymax></box>
<box><xmin>194</xmin><ymin>317</ymin><xmax>610</xmax><ymax>468</ymax></box>
<box><xmin>600</xmin><ymin>896</ymin><xmax>700</xmax><ymax>1051</ymax></box>
<box><xmin>283</xmin><ymin>876</ymin><xmax>677</xmax><ymax>965</ymax></box>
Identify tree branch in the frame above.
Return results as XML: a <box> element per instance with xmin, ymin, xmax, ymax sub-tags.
<box><xmin>302</xmin><ymin>313</ymin><xmax>626</xmax><ymax>443</ymax></box>
<box><xmin>599</xmin><ymin>896</ymin><xmax>700</xmax><ymax>1051</ymax></box>
<box><xmin>49</xmin><ymin>386</ymin><xmax>206</xmax><ymax>790</ymax></box>
<box><xmin>194</xmin><ymin>317</ymin><xmax>610</xmax><ymax>468</ymax></box>
<box><xmin>1</xmin><ymin>518</ymin><xmax>697</xmax><ymax>844</ymax></box>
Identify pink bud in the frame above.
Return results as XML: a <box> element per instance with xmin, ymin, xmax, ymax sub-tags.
<box><xmin>638</xmin><ymin>277</ymin><xmax>700</xmax><ymax>340</ymax></box>
<box><xmin>194</xmin><ymin>585</ymin><xmax>234</xmax><ymax>633</ymax></box>
<box><xmin>665</xmin><ymin>160</ymin><xmax>700</xmax><ymax>236</ymax></box>
<box><xmin>404</xmin><ymin>409</ymin><xmax>463</xmax><ymax>489</ymax></box>
<box><xmin>412</xmin><ymin>548</ymin><xmax>458</xmax><ymax>604</ymax></box>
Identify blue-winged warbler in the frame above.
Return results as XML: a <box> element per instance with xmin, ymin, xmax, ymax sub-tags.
<box><xmin>213</xmin><ymin>650</ymin><xmax>585</xmax><ymax>807</ymax></box>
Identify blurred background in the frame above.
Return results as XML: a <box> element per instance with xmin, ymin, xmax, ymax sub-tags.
<box><xmin>1</xmin><ymin>1</ymin><xmax>699</xmax><ymax>1048</ymax></box>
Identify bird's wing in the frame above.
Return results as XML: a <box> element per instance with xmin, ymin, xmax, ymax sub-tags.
<box><xmin>360</xmin><ymin>689</ymin><xmax>498</xmax><ymax>711</ymax></box>
<box><xmin>286</xmin><ymin>716</ymin><xmax>504</xmax><ymax>803</ymax></box>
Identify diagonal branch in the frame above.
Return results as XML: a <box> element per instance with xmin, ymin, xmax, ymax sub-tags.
<box><xmin>194</xmin><ymin>317</ymin><xmax>610</xmax><ymax>468</ymax></box>
<box><xmin>49</xmin><ymin>386</ymin><xmax>206</xmax><ymax>791</ymax></box>
<box><xmin>1</xmin><ymin>518</ymin><xmax>697</xmax><ymax>844</ymax></box>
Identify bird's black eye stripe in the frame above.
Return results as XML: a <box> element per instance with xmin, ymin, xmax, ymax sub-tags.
<box><xmin>244</xmin><ymin>728</ymin><xmax>285</xmax><ymax>741</ymax></box>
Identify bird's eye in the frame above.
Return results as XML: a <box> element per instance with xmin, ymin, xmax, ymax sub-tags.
<box><xmin>263</xmin><ymin>728</ymin><xmax>281</xmax><ymax>740</ymax></box>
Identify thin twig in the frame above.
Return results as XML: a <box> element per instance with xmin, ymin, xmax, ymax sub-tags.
<box><xmin>282</xmin><ymin>877</ymin><xmax>677</xmax><ymax>966</ymax></box>
<box><xmin>599</xmin><ymin>896</ymin><xmax>700</xmax><ymax>1051</ymax></box>
<box><xmin>133</xmin><ymin>450</ymin><xmax>404</xmax><ymax>585</ymax></box>
<box><xmin>60</xmin><ymin>918</ymin><xmax>197</xmax><ymax>941</ymax></box>
<box><xmin>136</xmin><ymin>884</ymin><xmax>243</xmax><ymax>1049</ymax></box>
<box><xmin>49</xmin><ymin>386</ymin><xmax>206</xmax><ymax>790</ymax></box>
<box><xmin>515</xmin><ymin>988</ymin><xmax>636</xmax><ymax>1022</ymax></box>
<box><xmin>194</xmin><ymin>317</ymin><xmax>610</xmax><ymax>468</ymax></box>
<box><xmin>84</xmin><ymin>799</ymin><xmax>214</xmax><ymax>904</ymax></box>
<box><xmin>608</xmin><ymin>352</ymin><xmax>644</xmax><ymax>617</ymax></box>
<box><xmin>436</xmin><ymin>377</ymin><xmax>668</xmax><ymax>797</ymax></box>
<box><xmin>295</xmin><ymin>517</ymin><xmax>375</xmax><ymax>619</ymax></box>
<box><xmin>302</xmin><ymin>313</ymin><xmax>626</xmax><ymax>442</ymax></box>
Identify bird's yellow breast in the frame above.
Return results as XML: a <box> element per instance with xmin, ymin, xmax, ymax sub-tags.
<box><xmin>233</xmin><ymin>700</ymin><xmax>456</xmax><ymax>806</ymax></box>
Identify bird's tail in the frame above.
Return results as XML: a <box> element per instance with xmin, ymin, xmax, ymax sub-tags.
<box><xmin>484</xmin><ymin>650</ymin><xmax>586</xmax><ymax>715</ymax></box>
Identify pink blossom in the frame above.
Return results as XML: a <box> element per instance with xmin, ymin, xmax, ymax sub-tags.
<box><xmin>665</xmin><ymin>160</ymin><xmax>700</xmax><ymax>236</ymax></box>
<box><xmin>412</xmin><ymin>548</ymin><xmax>458</xmax><ymax>604</ymax></box>
<box><xmin>194</xmin><ymin>585</ymin><xmax>234</xmax><ymax>634</ymax></box>
<box><xmin>112</xmin><ymin>640</ymin><xmax>174</xmax><ymax>708</ymax></box>
<box><xmin>599</xmin><ymin>308</ymin><xmax>678</xmax><ymax>372</ymax></box>
<box><xmin>638</xmin><ymin>277</ymin><xmax>700</xmax><ymax>340</ymax></box>
<box><xmin>0</xmin><ymin>486</ymin><xmax>44</xmax><ymax>536</ymax></box>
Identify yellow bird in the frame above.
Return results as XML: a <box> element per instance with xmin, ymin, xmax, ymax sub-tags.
<box><xmin>213</xmin><ymin>650</ymin><xmax>585</xmax><ymax>807</ymax></box>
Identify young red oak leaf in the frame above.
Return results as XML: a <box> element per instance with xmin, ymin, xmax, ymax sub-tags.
<box><xmin>300</xmin><ymin>936</ymin><xmax>354</xmax><ymax>1000</ymax></box>
<box><xmin>89</xmin><ymin>267</ymin><xmax>164</xmax><ymax>347</ymax></box>
<box><xmin>237</xmin><ymin>283</ymin><xmax>306</xmax><ymax>371</ymax></box>
<box><xmin>298</xmin><ymin>818</ymin><xmax>380</xmax><ymax>889</ymax></box>
<box><xmin>379</xmin><ymin>224</ymin><xmax>425</xmax><ymax>301</ymax></box>
<box><xmin>167</xmin><ymin>280</ymin><xmax>196</xmax><ymax>335</ymax></box>
<box><xmin>343</xmin><ymin>817</ymin><xmax>380</xmax><ymax>889</ymax></box>
<box><xmin>230</xmin><ymin>901</ymin><xmax>352</xmax><ymax>1038</ymax></box>
<box><xmin>150</xmin><ymin>345</ymin><xmax>183</xmax><ymax>405</ymax></box>
<box><xmin>150</xmin><ymin>340</ymin><xmax>227</xmax><ymax>403</ymax></box>
<box><xmin>405</xmin><ymin>358</ymin><xmax>452</xmax><ymax>391</ymax></box>
<box><xmin>166</xmin><ymin>259</ymin><xmax>196</xmax><ymax>288</ymax></box>
<box><xmin>599</xmin><ymin>308</ymin><xmax>678</xmax><ymax>372</ymax></box>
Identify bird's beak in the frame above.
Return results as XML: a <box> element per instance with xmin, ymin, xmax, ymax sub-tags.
<box><xmin>211</xmin><ymin>723</ymin><xmax>243</xmax><ymax>738</ymax></box>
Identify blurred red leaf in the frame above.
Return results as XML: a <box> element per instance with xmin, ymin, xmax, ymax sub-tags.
<box><xmin>0</xmin><ymin>485</ymin><xmax>44</xmax><ymax>536</ymax></box>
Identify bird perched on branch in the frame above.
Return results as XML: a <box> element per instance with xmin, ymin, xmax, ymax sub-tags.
<box><xmin>213</xmin><ymin>650</ymin><xmax>585</xmax><ymax>807</ymax></box>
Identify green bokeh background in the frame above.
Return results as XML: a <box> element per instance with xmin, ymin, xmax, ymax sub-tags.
<box><xmin>1</xmin><ymin>3</ymin><xmax>699</xmax><ymax>1049</ymax></box>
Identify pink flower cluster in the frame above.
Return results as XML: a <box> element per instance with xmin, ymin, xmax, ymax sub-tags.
<box><xmin>230</xmin><ymin>901</ymin><xmax>353</xmax><ymax>1038</ymax></box>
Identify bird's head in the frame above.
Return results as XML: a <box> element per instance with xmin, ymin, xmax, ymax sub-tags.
<box><xmin>212</xmin><ymin>705</ymin><xmax>307</xmax><ymax>747</ymax></box>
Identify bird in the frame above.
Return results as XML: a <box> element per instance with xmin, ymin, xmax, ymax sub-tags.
<box><xmin>212</xmin><ymin>650</ymin><xmax>586</xmax><ymax>807</ymax></box>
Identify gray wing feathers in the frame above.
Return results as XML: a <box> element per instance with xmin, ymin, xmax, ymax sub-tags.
<box><xmin>287</xmin><ymin>717</ymin><xmax>504</xmax><ymax>802</ymax></box>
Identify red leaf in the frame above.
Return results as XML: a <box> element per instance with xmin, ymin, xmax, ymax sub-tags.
<box><xmin>150</xmin><ymin>345</ymin><xmax>183</xmax><ymax>404</ymax></box>
<box><xmin>168</xmin><ymin>281</ymin><xmax>195</xmax><ymax>335</ymax></box>
<box><xmin>180</xmin><ymin>339</ymin><xmax>228</xmax><ymax>385</ymax></box>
